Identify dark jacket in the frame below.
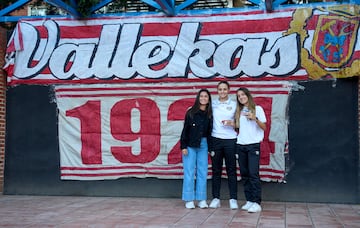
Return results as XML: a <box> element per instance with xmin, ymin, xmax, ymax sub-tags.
<box><xmin>180</xmin><ymin>109</ymin><xmax>213</xmax><ymax>150</ymax></box>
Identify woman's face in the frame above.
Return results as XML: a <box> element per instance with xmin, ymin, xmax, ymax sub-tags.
<box><xmin>217</xmin><ymin>83</ymin><xmax>229</xmax><ymax>100</ymax></box>
<box><xmin>199</xmin><ymin>91</ymin><xmax>210</xmax><ymax>106</ymax></box>
<box><xmin>237</xmin><ymin>90</ymin><xmax>248</xmax><ymax>105</ymax></box>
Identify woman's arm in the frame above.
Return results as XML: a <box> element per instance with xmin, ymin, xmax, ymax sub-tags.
<box><xmin>180</xmin><ymin>112</ymin><xmax>190</xmax><ymax>150</ymax></box>
<box><xmin>255</xmin><ymin>117</ymin><xmax>266</xmax><ymax>131</ymax></box>
<box><xmin>247</xmin><ymin>111</ymin><xmax>266</xmax><ymax>131</ymax></box>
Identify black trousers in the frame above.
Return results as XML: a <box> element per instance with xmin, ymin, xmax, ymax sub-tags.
<box><xmin>211</xmin><ymin>137</ymin><xmax>237</xmax><ymax>199</ymax></box>
<box><xmin>237</xmin><ymin>143</ymin><xmax>262</xmax><ymax>204</ymax></box>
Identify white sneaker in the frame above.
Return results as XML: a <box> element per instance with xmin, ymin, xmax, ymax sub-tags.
<box><xmin>241</xmin><ymin>201</ymin><xmax>254</xmax><ymax>210</ymax></box>
<box><xmin>198</xmin><ymin>200</ymin><xmax>208</xmax><ymax>209</ymax></box>
<box><xmin>229</xmin><ymin>199</ymin><xmax>238</xmax><ymax>209</ymax></box>
<box><xmin>185</xmin><ymin>201</ymin><xmax>195</xmax><ymax>209</ymax></box>
<box><xmin>209</xmin><ymin>198</ymin><xmax>221</xmax><ymax>208</ymax></box>
<box><xmin>247</xmin><ymin>202</ymin><xmax>262</xmax><ymax>213</ymax></box>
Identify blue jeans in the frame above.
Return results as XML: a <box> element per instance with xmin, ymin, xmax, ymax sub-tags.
<box><xmin>182</xmin><ymin>138</ymin><xmax>208</xmax><ymax>201</ymax></box>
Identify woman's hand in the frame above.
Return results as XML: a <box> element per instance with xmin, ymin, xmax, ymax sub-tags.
<box><xmin>245</xmin><ymin>112</ymin><xmax>256</xmax><ymax>121</ymax></box>
<box><xmin>221</xmin><ymin>120</ymin><xmax>235</xmax><ymax>127</ymax></box>
<box><xmin>182</xmin><ymin>149</ymin><xmax>188</xmax><ymax>156</ymax></box>
<box><xmin>247</xmin><ymin>112</ymin><xmax>267</xmax><ymax>131</ymax></box>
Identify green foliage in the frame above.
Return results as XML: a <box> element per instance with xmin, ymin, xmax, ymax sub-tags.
<box><xmin>0</xmin><ymin>0</ymin><xmax>17</xmax><ymax>9</ymax></box>
<box><xmin>0</xmin><ymin>0</ymin><xmax>22</xmax><ymax>29</ymax></box>
<box><xmin>76</xmin><ymin>0</ymin><xmax>98</xmax><ymax>17</ymax></box>
<box><xmin>0</xmin><ymin>0</ymin><xmax>43</xmax><ymax>29</ymax></box>
<box><xmin>104</xmin><ymin>0</ymin><xmax>128</xmax><ymax>13</ymax></box>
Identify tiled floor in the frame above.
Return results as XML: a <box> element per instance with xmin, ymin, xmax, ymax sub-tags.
<box><xmin>0</xmin><ymin>195</ymin><xmax>359</xmax><ymax>227</ymax></box>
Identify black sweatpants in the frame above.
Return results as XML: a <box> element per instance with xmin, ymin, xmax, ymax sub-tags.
<box><xmin>237</xmin><ymin>143</ymin><xmax>262</xmax><ymax>204</ymax></box>
<box><xmin>211</xmin><ymin>137</ymin><xmax>237</xmax><ymax>199</ymax></box>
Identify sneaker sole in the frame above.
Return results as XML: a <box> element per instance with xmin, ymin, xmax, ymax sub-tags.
<box><xmin>248</xmin><ymin>209</ymin><xmax>261</xmax><ymax>213</ymax></box>
<box><xmin>247</xmin><ymin>207</ymin><xmax>261</xmax><ymax>213</ymax></box>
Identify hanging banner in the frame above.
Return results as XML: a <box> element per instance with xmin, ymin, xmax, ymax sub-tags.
<box><xmin>4</xmin><ymin>4</ymin><xmax>360</xmax><ymax>85</ymax></box>
<box><xmin>56</xmin><ymin>81</ymin><xmax>291</xmax><ymax>181</ymax></box>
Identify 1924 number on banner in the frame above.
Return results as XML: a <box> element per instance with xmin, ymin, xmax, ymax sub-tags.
<box><xmin>56</xmin><ymin>81</ymin><xmax>290</xmax><ymax>181</ymax></box>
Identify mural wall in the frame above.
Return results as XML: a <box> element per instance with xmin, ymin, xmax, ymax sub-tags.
<box><xmin>3</xmin><ymin>3</ymin><xmax>359</xmax><ymax>202</ymax></box>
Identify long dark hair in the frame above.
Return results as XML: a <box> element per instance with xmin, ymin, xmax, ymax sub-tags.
<box><xmin>188</xmin><ymin>89</ymin><xmax>212</xmax><ymax>118</ymax></box>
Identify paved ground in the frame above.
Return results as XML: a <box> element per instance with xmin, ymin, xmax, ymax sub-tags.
<box><xmin>0</xmin><ymin>195</ymin><xmax>359</xmax><ymax>227</ymax></box>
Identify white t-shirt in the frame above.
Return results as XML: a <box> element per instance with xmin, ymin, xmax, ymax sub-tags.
<box><xmin>236</xmin><ymin>105</ymin><xmax>266</xmax><ymax>145</ymax></box>
<box><xmin>211</xmin><ymin>98</ymin><xmax>237</xmax><ymax>139</ymax></box>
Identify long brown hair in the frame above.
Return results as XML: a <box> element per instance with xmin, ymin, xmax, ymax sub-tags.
<box><xmin>235</xmin><ymin>87</ymin><xmax>256</xmax><ymax>129</ymax></box>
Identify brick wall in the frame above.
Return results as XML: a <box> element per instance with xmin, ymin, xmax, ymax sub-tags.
<box><xmin>0</xmin><ymin>4</ymin><xmax>28</xmax><ymax>193</ymax></box>
<box><xmin>358</xmin><ymin>76</ymin><xmax>360</xmax><ymax>198</ymax></box>
<box><xmin>0</xmin><ymin>27</ymin><xmax>6</xmax><ymax>193</ymax></box>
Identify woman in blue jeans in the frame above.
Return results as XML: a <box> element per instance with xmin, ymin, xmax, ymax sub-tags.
<box><xmin>180</xmin><ymin>89</ymin><xmax>213</xmax><ymax>209</ymax></box>
<box><xmin>235</xmin><ymin>87</ymin><xmax>266</xmax><ymax>213</ymax></box>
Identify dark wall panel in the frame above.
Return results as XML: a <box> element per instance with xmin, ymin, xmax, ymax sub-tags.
<box><xmin>254</xmin><ymin>78</ymin><xmax>358</xmax><ymax>204</ymax></box>
<box><xmin>4</xmin><ymin>79</ymin><xmax>359</xmax><ymax>203</ymax></box>
<box><xmin>285</xmin><ymin>78</ymin><xmax>359</xmax><ymax>203</ymax></box>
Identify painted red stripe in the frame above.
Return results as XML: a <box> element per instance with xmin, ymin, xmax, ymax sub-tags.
<box><xmin>61</xmin><ymin>172</ymin><xmax>284</xmax><ymax>179</ymax></box>
<box><xmin>61</xmin><ymin>171</ymin><xmax>184</xmax><ymax>177</ymax></box>
<box><xmin>21</xmin><ymin>59</ymin><xmax>306</xmax><ymax>77</ymax></box>
<box><xmin>56</xmin><ymin>90</ymin><xmax>289</xmax><ymax>98</ymax></box>
<box><xmin>260</xmin><ymin>168</ymin><xmax>285</xmax><ymax>174</ymax></box>
<box><xmin>55</xmin><ymin>84</ymin><xmax>287</xmax><ymax>92</ymax></box>
<box><xmin>61</xmin><ymin>165</ymin><xmax>184</xmax><ymax>171</ymax></box>
<box><xmin>200</xmin><ymin>18</ymin><xmax>293</xmax><ymax>35</ymax></box>
<box><xmin>8</xmin><ymin>75</ymin><xmax>309</xmax><ymax>86</ymax></box>
<box><xmin>61</xmin><ymin>166</ymin><xmax>285</xmax><ymax>172</ymax></box>
<box><xmin>35</xmin><ymin>15</ymin><xmax>297</xmax><ymax>39</ymax></box>
<box><xmin>37</xmin><ymin>25</ymin><xmax>103</xmax><ymax>39</ymax></box>
<box><xmin>259</xmin><ymin>174</ymin><xmax>284</xmax><ymax>180</ymax></box>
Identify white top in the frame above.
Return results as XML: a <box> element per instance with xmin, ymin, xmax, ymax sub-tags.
<box><xmin>236</xmin><ymin>105</ymin><xmax>266</xmax><ymax>145</ymax></box>
<box><xmin>211</xmin><ymin>98</ymin><xmax>237</xmax><ymax>139</ymax></box>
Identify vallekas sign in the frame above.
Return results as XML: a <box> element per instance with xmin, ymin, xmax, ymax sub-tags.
<box><xmin>7</xmin><ymin>21</ymin><xmax>300</xmax><ymax>81</ymax></box>
<box><xmin>5</xmin><ymin>4</ymin><xmax>359</xmax><ymax>85</ymax></box>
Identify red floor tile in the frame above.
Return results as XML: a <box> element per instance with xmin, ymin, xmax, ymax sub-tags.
<box><xmin>0</xmin><ymin>196</ymin><xmax>359</xmax><ymax>227</ymax></box>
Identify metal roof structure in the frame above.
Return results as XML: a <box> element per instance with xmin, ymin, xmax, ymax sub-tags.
<box><xmin>1</xmin><ymin>0</ymin><xmax>359</xmax><ymax>23</ymax></box>
<box><xmin>0</xmin><ymin>0</ymin><xmax>281</xmax><ymax>22</ymax></box>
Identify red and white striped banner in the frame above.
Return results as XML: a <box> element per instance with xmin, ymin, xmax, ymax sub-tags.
<box><xmin>3</xmin><ymin>8</ymin><xmax>310</xmax><ymax>85</ymax></box>
<box><xmin>4</xmin><ymin>5</ymin><xmax>360</xmax><ymax>84</ymax></box>
<box><xmin>56</xmin><ymin>81</ymin><xmax>292</xmax><ymax>181</ymax></box>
